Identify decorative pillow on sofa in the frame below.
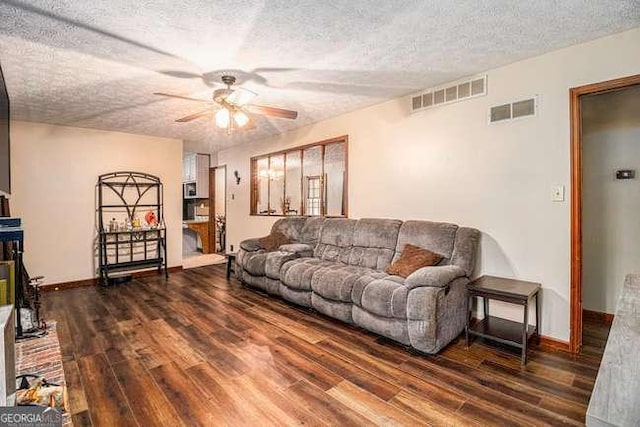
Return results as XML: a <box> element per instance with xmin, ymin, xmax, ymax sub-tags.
<box><xmin>385</xmin><ymin>244</ymin><xmax>443</xmax><ymax>278</ymax></box>
<box><xmin>258</xmin><ymin>231</ymin><xmax>291</xmax><ymax>251</ymax></box>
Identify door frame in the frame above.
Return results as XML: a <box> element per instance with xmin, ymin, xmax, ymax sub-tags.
<box><xmin>569</xmin><ymin>73</ymin><xmax>640</xmax><ymax>354</ymax></box>
<box><xmin>209</xmin><ymin>165</ymin><xmax>227</xmax><ymax>254</ymax></box>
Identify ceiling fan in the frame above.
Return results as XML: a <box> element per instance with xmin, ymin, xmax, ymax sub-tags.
<box><xmin>154</xmin><ymin>75</ymin><xmax>298</xmax><ymax>133</ymax></box>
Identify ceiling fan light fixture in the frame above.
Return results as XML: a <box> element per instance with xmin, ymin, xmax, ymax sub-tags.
<box><xmin>156</xmin><ymin>74</ymin><xmax>297</xmax><ymax>132</ymax></box>
<box><xmin>233</xmin><ymin>110</ymin><xmax>249</xmax><ymax>127</ymax></box>
<box><xmin>215</xmin><ymin>108</ymin><xmax>230</xmax><ymax>128</ymax></box>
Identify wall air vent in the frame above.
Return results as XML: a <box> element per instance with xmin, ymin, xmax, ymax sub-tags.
<box><xmin>410</xmin><ymin>75</ymin><xmax>487</xmax><ymax>113</ymax></box>
<box><xmin>489</xmin><ymin>96</ymin><xmax>538</xmax><ymax>124</ymax></box>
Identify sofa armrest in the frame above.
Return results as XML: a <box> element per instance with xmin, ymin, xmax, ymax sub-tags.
<box><xmin>279</xmin><ymin>243</ymin><xmax>314</xmax><ymax>255</ymax></box>
<box><xmin>405</xmin><ymin>265</ymin><xmax>467</xmax><ymax>290</ymax></box>
<box><xmin>240</xmin><ymin>238</ymin><xmax>264</xmax><ymax>252</ymax></box>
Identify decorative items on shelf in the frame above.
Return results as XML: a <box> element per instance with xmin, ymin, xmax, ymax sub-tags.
<box><xmin>145</xmin><ymin>210</ymin><xmax>158</xmax><ymax>227</ymax></box>
<box><xmin>280</xmin><ymin>196</ymin><xmax>291</xmax><ymax>215</ymax></box>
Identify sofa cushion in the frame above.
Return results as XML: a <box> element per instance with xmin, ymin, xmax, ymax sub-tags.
<box><xmin>386</xmin><ymin>244</ymin><xmax>443</xmax><ymax>278</ymax></box>
<box><xmin>314</xmin><ymin>218</ymin><xmax>357</xmax><ymax>263</ymax></box>
<box><xmin>280</xmin><ymin>258</ymin><xmax>337</xmax><ymax>291</ymax></box>
<box><xmin>394</xmin><ymin>220</ymin><xmax>458</xmax><ymax>263</ymax></box>
<box><xmin>243</xmin><ymin>252</ymin><xmax>269</xmax><ymax>276</ymax></box>
<box><xmin>299</xmin><ymin>217</ymin><xmax>325</xmax><ymax>246</ymax></box>
<box><xmin>348</xmin><ymin>218</ymin><xmax>402</xmax><ymax>270</ymax></box>
<box><xmin>265</xmin><ymin>251</ymin><xmax>301</xmax><ymax>279</ymax></box>
<box><xmin>355</xmin><ymin>276</ymin><xmax>409</xmax><ymax>319</ymax></box>
<box><xmin>311</xmin><ymin>264</ymin><xmax>377</xmax><ymax>302</ymax></box>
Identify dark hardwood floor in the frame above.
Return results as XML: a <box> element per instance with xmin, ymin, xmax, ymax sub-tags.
<box><xmin>43</xmin><ymin>265</ymin><xmax>606</xmax><ymax>426</ymax></box>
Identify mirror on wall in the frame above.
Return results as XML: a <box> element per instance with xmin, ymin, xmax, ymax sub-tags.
<box><xmin>268</xmin><ymin>154</ymin><xmax>285</xmax><ymax>215</ymax></box>
<box><xmin>256</xmin><ymin>157</ymin><xmax>270</xmax><ymax>214</ymax></box>
<box><xmin>250</xmin><ymin>136</ymin><xmax>348</xmax><ymax>217</ymax></box>
<box><xmin>284</xmin><ymin>151</ymin><xmax>302</xmax><ymax>215</ymax></box>
<box><xmin>324</xmin><ymin>142</ymin><xmax>346</xmax><ymax>217</ymax></box>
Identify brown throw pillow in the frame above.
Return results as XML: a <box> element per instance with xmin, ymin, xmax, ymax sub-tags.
<box><xmin>258</xmin><ymin>231</ymin><xmax>291</xmax><ymax>251</ymax></box>
<box><xmin>385</xmin><ymin>244</ymin><xmax>443</xmax><ymax>278</ymax></box>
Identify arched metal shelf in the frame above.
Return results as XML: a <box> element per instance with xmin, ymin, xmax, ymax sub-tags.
<box><xmin>96</xmin><ymin>172</ymin><xmax>168</xmax><ymax>286</ymax></box>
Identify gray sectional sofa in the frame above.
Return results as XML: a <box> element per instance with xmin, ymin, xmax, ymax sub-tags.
<box><xmin>236</xmin><ymin>217</ymin><xmax>479</xmax><ymax>354</ymax></box>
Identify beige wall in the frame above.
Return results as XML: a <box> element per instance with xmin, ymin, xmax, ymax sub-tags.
<box><xmin>218</xmin><ymin>27</ymin><xmax>640</xmax><ymax>342</ymax></box>
<box><xmin>9</xmin><ymin>121</ymin><xmax>183</xmax><ymax>285</ymax></box>
<box><xmin>214</xmin><ymin>166</ymin><xmax>226</xmax><ymax>218</ymax></box>
<box><xmin>582</xmin><ymin>88</ymin><xmax>640</xmax><ymax>314</ymax></box>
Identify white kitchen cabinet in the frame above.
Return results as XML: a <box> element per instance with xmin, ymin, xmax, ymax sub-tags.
<box><xmin>183</xmin><ymin>153</ymin><xmax>196</xmax><ymax>182</ymax></box>
<box><xmin>183</xmin><ymin>153</ymin><xmax>210</xmax><ymax>198</ymax></box>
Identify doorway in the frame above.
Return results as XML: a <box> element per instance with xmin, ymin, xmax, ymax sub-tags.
<box><xmin>209</xmin><ymin>165</ymin><xmax>227</xmax><ymax>254</ymax></box>
<box><xmin>570</xmin><ymin>74</ymin><xmax>640</xmax><ymax>354</ymax></box>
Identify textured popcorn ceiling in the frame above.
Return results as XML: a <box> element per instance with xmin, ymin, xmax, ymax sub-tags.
<box><xmin>0</xmin><ymin>1</ymin><xmax>638</xmax><ymax>153</ymax></box>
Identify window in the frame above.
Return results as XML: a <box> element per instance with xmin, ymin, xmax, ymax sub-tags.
<box><xmin>305</xmin><ymin>176</ymin><xmax>322</xmax><ymax>216</ymax></box>
<box><xmin>251</xmin><ymin>136</ymin><xmax>348</xmax><ymax>217</ymax></box>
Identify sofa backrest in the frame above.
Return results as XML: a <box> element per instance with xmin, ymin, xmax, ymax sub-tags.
<box><xmin>314</xmin><ymin>218</ymin><xmax>402</xmax><ymax>270</ymax></box>
<box><xmin>288</xmin><ymin>216</ymin><xmax>479</xmax><ymax>275</ymax></box>
<box><xmin>270</xmin><ymin>217</ymin><xmax>308</xmax><ymax>242</ymax></box>
<box><xmin>394</xmin><ymin>220</ymin><xmax>479</xmax><ymax>276</ymax></box>
<box><xmin>314</xmin><ymin>218</ymin><xmax>357</xmax><ymax>264</ymax></box>
<box><xmin>450</xmin><ymin>226</ymin><xmax>480</xmax><ymax>276</ymax></box>
<box><xmin>299</xmin><ymin>217</ymin><xmax>326</xmax><ymax>246</ymax></box>
<box><xmin>348</xmin><ymin>218</ymin><xmax>402</xmax><ymax>270</ymax></box>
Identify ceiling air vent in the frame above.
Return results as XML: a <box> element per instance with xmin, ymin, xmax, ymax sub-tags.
<box><xmin>410</xmin><ymin>75</ymin><xmax>487</xmax><ymax>113</ymax></box>
<box><xmin>489</xmin><ymin>96</ymin><xmax>538</xmax><ymax>124</ymax></box>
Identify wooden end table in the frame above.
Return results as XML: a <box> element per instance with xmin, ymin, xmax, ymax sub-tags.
<box><xmin>226</xmin><ymin>252</ymin><xmax>237</xmax><ymax>280</ymax></box>
<box><xmin>465</xmin><ymin>275</ymin><xmax>541</xmax><ymax>365</ymax></box>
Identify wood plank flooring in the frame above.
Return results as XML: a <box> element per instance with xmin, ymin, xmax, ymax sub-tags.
<box><xmin>42</xmin><ymin>265</ymin><xmax>606</xmax><ymax>426</ymax></box>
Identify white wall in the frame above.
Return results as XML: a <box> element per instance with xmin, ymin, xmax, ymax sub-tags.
<box><xmin>9</xmin><ymin>121</ymin><xmax>183</xmax><ymax>285</ymax></box>
<box><xmin>218</xmin><ymin>28</ymin><xmax>640</xmax><ymax>342</ymax></box>
<box><xmin>582</xmin><ymin>93</ymin><xmax>640</xmax><ymax>314</ymax></box>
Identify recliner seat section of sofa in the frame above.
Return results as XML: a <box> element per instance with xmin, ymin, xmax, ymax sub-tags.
<box><xmin>236</xmin><ymin>216</ymin><xmax>479</xmax><ymax>354</ymax></box>
<box><xmin>236</xmin><ymin>217</ymin><xmax>324</xmax><ymax>295</ymax></box>
<box><xmin>280</xmin><ymin>218</ymin><xmax>403</xmax><ymax>323</ymax></box>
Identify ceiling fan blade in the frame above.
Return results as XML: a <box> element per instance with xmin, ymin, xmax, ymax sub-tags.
<box><xmin>159</xmin><ymin>70</ymin><xmax>203</xmax><ymax>79</ymax></box>
<box><xmin>154</xmin><ymin>92</ymin><xmax>210</xmax><ymax>103</ymax></box>
<box><xmin>246</xmin><ymin>104</ymin><xmax>298</xmax><ymax>120</ymax></box>
<box><xmin>226</xmin><ymin>88</ymin><xmax>257</xmax><ymax>106</ymax></box>
<box><xmin>175</xmin><ymin>109</ymin><xmax>212</xmax><ymax>122</ymax></box>
<box><xmin>251</xmin><ymin>67</ymin><xmax>299</xmax><ymax>73</ymax></box>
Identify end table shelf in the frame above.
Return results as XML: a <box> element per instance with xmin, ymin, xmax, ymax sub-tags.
<box><xmin>469</xmin><ymin>316</ymin><xmax>536</xmax><ymax>347</ymax></box>
<box><xmin>466</xmin><ymin>275</ymin><xmax>541</xmax><ymax>365</ymax></box>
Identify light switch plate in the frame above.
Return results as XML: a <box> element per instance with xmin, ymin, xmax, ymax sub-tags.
<box><xmin>552</xmin><ymin>185</ymin><xmax>565</xmax><ymax>202</ymax></box>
